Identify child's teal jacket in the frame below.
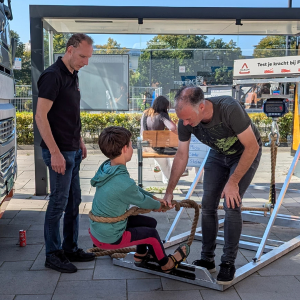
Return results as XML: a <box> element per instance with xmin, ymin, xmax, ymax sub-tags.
<box><xmin>89</xmin><ymin>159</ymin><xmax>161</xmax><ymax>244</ymax></box>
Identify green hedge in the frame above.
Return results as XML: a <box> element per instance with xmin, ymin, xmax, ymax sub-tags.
<box><xmin>16</xmin><ymin>112</ymin><xmax>34</xmax><ymax>145</ymax></box>
<box><xmin>16</xmin><ymin>111</ymin><xmax>293</xmax><ymax>145</ymax></box>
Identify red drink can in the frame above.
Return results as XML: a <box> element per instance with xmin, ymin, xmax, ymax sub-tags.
<box><xmin>19</xmin><ymin>230</ymin><xmax>26</xmax><ymax>247</ymax></box>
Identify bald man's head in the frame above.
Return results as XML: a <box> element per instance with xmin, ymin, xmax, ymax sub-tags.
<box><xmin>174</xmin><ymin>86</ymin><xmax>204</xmax><ymax>112</ymax></box>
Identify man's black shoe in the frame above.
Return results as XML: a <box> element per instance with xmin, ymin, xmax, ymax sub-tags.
<box><xmin>45</xmin><ymin>250</ymin><xmax>77</xmax><ymax>273</ymax></box>
<box><xmin>216</xmin><ymin>262</ymin><xmax>236</xmax><ymax>285</ymax></box>
<box><xmin>64</xmin><ymin>248</ymin><xmax>95</xmax><ymax>262</ymax></box>
<box><xmin>192</xmin><ymin>259</ymin><xmax>216</xmax><ymax>273</ymax></box>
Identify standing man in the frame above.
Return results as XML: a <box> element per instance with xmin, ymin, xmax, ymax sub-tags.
<box><xmin>164</xmin><ymin>86</ymin><xmax>261</xmax><ymax>284</ymax></box>
<box><xmin>35</xmin><ymin>33</ymin><xmax>95</xmax><ymax>273</ymax></box>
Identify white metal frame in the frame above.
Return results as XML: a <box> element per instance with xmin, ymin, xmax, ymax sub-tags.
<box><xmin>114</xmin><ymin>80</ymin><xmax>300</xmax><ymax>290</ymax></box>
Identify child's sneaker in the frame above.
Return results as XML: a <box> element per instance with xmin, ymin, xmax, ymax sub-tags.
<box><xmin>154</xmin><ymin>166</ymin><xmax>161</xmax><ymax>173</ymax></box>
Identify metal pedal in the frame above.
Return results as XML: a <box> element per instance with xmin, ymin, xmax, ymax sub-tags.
<box><xmin>113</xmin><ymin>253</ymin><xmax>223</xmax><ymax>290</ymax></box>
<box><xmin>135</xmin><ymin>261</ymin><xmax>196</xmax><ymax>280</ymax></box>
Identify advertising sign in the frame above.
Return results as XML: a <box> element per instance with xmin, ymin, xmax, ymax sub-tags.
<box><xmin>234</xmin><ymin>55</ymin><xmax>300</xmax><ymax>78</ymax></box>
<box><xmin>179</xmin><ymin>66</ymin><xmax>185</xmax><ymax>73</ymax></box>
<box><xmin>55</xmin><ymin>54</ymin><xmax>129</xmax><ymax>111</ymax></box>
<box><xmin>14</xmin><ymin>57</ymin><xmax>22</xmax><ymax>70</ymax></box>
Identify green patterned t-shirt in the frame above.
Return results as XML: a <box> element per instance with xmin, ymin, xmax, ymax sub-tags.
<box><xmin>178</xmin><ymin>96</ymin><xmax>261</xmax><ymax>156</ymax></box>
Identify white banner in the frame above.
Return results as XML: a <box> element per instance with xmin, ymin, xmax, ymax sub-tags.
<box><xmin>233</xmin><ymin>55</ymin><xmax>300</xmax><ymax>78</ymax></box>
<box><xmin>187</xmin><ymin>135</ymin><xmax>210</xmax><ymax>168</ymax></box>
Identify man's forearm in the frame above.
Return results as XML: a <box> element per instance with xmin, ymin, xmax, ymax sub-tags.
<box><xmin>166</xmin><ymin>153</ymin><xmax>188</xmax><ymax>193</ymax></box>
<box><xmin>230</xmin><ymin>144</ymin><xmax>259</xmax><ymax>184</ymax></box>
<box><xmin>35</xmin><ymin>116</ymin><xmax>59</xmax><ymax>154</ymax></box>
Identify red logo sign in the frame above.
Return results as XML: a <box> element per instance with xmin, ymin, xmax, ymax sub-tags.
<box><xmin>239</xmin><ymin>63</ymin><xmax>250</xmax><ymax>74</ymax></box>
<box><xmin>264</xmin><ymin>69</ymin><xmax>274</xmax><ymax>74</ymax></box>
<box><xmin>281</xmin><ymin>69</ymin><xmax>291</xmax><ymax>73</ymax></box>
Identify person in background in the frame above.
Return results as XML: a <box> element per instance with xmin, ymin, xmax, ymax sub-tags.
<box><xmin>150</xmin><ymin>81</ymin><xmax>160</xmax><ymax>107</ymax></box>
<box><xmin>140</xmin><ymin>96</ymin><xmax>177</xmax><ymax>184</ymax></box>
<box><xmin>115</xmin><ymin>82</ymin><xmax>128</xmax><ymax>110</ymax></box>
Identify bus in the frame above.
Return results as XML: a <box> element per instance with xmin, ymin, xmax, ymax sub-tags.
<box><xmin>0</xmin><ymin>0</ymin><xmax>17</xmax><ymax>216</ymax></box>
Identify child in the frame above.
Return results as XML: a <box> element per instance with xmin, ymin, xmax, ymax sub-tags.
<box><xmin>89</xmin><ymin>126</ymin><xmax>189</xmax><ymax>272</ymax></box>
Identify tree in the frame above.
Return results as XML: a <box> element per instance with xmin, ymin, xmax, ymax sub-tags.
<box><xmin>10</xmin><ymin>30</ymin><xmax>24</xmax><ymax>58</ymax></box>
<box><xmin>10</xmin><ymin>30</ymin><xmax>31</xmax><ymax>85</ymax></box>
<box><xmin>53</xmin><ymin>33</ymin><xmax>71</xmax><ymax>53</ymax></box>
<box><xmin>207</xmin><ymin>38</ymin><xmax>242</xmax><ymax>84</ymax></box>
<box><xmin>44</xmin><ymin>32</ymin><xmax>72</xmax><ymax>68</ymax></box>
<box><xmin>94</xmin><ymin>38</ymin><xmax>128</xmax><ymax>54</ymax></box>
<box><xmin>253</xmin><ymin>36</ymin><xmax>297</xmax><ymax>58</ymax></box>
<box><xmin>134</xmin><ymin>35</ymin><xmax>242</xmax><ymax>93</ymax></box>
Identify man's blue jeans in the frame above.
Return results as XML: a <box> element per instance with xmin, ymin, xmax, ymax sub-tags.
<box><xmin>42</xmin><ymin>148</ymin><xmax>82</xmax><ymax>257</ymax></box>
<box><xmin>201</xmin><ymin>147</ymin><xmax>262</xmax><ymax>264</ymax></box>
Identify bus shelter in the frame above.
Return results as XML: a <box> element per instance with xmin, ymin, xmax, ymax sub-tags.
<box><xmin>30</xmin><ymin>5</ymin><xmax>300</xmax><ymax>195</ymax></box>
<box><xmin>29</xmin><ymin>5</ymin><xmax>300</xmax><ymax>290</ymax></box>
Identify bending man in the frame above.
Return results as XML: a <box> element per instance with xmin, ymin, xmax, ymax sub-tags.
<box><xmin>163</xmin><ymin>86</ymin><xmax>261</xmax><ymax>284</ymax></box>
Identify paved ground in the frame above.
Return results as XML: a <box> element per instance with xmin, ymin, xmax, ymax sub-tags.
<box><xmin>1</xmin><ymin>146</ymin><xmax>300</xmax><ymax>299</ymax></box>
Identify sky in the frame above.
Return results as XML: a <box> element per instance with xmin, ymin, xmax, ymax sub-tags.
<box><xmin>8</xmin><ymin>0</ymin><xmax>300</xmax><ymax>55</ymax></box>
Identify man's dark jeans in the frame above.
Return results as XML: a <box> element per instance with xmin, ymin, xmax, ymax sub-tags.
<box><xmin>201</xmin><ymin>147</ymin><xmax>262</xmax><ymax>264</ymax></box>
<box><xmin>42</xmin><ymin>148</ymin><xmax>82</xmax><ymax>257</ymax></box>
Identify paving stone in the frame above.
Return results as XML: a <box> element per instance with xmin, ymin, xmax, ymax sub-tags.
<box><xmin>200</xmin><ymin>287</ymin><xmax>241</xmax><ymax>300</ymax></box>
<box><xmin>93</xmin><ymin>257</ymin><xmax>159</xmax><ymax>279</ymax></box>
<box><xmin>0</xmin><ymin>209</ymin><xmax>19</xmax><ymax>219</ymax></box>
<box><xmin>30</xmin><ymin>246</ymin><xmax>47</xmax><ymax>271</ymax></box>
<box><xmin>25</xmin><ymin>229</ymin><xmax>44</xmax><ymax>245</ymax></box>
<box><xmin>0</xmin><ymin>261</ymin><xmax>33</xmax><ymax>271</ymax></box>
<box><xmin>257</xmin><ymin>247</ymin><xmax>300</xmax><ymax>276</ymax></box>
<box><xmin>52</xmin><ymin>279</ymin><xmax>126</xmax><ymax>300</ymax></box>
<box><xmin>59</xmin><ymin>269</ymin><xmax>93</xmax><ymax>281</ymax></box>
<box><xmin>29</xmin><ymin>225</ymin><xmax>44</xmax><ymax>231</ymax></box>
<box><xmin>8</xmin><ymin>209</ymin><xmax>45</xmax><ymax>225</ymax></box>
<box><xmin>0</xmin><ymin>296</ymin><xmax>15</xmax><ymax>300</ymax></box>
<box><xmin>127</xmin><ymin>278</ymin><xmax>162</xmax><ymax>292</ymax></box>
<box><xmin>128</xmin><ymin>290</ymin><xmax>203</xmax><ymax>300</ymax></box>
<box><xmin>72</xmin><ymin>259</ymin><xmax>96</xmax><ymax>270</ymax></box>
<box><xmin>0</xmin><ymin>219</ymin><xmax>11</xmax><ymax>225</ymax></box>
<box><xmin>234</xmin><ymin>275</ymin><xmax>300</xmax><ymax>300</ymax></box>
<box><xmin>0</xmin><ymin>242</ymin><xmax>42</xmax><ymax>261</ymax></box>
<box><xmin>14</xmin><ymin>296</ymin><xmax>52</xmax><ymax>300</ymax></box>
<box><xmin>7</xmin><ymin>199</ymin><xmax>46</xmax><ymax>209</ymax></box>
<box><xmin>0</xmin><ymin>270</ymin><xmax>59</xmax><ymax>295</ymax></box>
<box><xmin>0</xmin><ymin>224</ymin><xmax>31</xmax><ymax>238</ymax></box>
<box><xmin>81</xmin><ymin>195</ymin><xmax>93</xmax><ymax>203</ymax></box>
<box><xmin>12</xmin><ymin>149</ymin><xmax>300</xmax><ymax>298</ymax></box>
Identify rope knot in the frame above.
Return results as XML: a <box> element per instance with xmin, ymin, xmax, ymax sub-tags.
<box><xmin>173</xmin><ymin>200</ymin><xmax>181</xmax><ymax>211</ymax></box>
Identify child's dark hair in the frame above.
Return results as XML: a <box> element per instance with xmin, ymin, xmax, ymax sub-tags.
<box><xmin>98</xmin><ymin>126</ymin><xmax>132</xmax><ymax>159</ymax></box>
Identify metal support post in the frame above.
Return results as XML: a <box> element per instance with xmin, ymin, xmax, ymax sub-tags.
<box><xmin>254</xmin><ymin>143</ymin><xmax>300</xmax><ymax>261</ymax></box>
<box><xmin>30</xmin><ymin>10</ymin><xmax>48</xmax><ymax>195</ymax></box>
<box><xmin>164</xmin><ymin>150</ymin><xmax>210</xmax><ymax>243</ymax></box>
<box><xmin>137</xmin><ymin>137</ymin><xmax>143</xmax><ymax>187</ymax></box>
<box><xmin>48</xmin><ymin>30</ymin><xmax>53</xmax><ymax>66</ymax></box>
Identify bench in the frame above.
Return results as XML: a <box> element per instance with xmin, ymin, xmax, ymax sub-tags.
<box><xmin>137</xmin><ymin>130</ymin><xmax>179</xmax><ymax>187</ymax></box>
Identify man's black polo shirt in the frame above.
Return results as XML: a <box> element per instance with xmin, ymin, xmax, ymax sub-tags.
<box><xmin>38</xmin><ymin>56</ymin><xmax>81</xmax><ymax>151</ymax></box>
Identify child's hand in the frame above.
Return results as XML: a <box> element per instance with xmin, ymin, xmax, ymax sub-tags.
<box><xmin>153</xmin><ymin>206</ymin><xmax>162</xmax><ymax>212</ymax></box>
<box><xmin>153</xmin><ymin>196</ymin><xmax>167</xmax><ymax>207</ymax></box>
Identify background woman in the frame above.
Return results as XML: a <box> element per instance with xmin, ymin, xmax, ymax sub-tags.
<box><xmin>140</xmin><ymin>96</ymin><xmax>177</xmax><ymax>184</ymax></box>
